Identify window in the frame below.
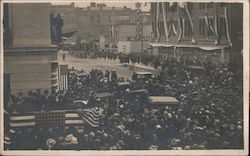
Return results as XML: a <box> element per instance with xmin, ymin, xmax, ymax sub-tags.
<box><xmin>165</xmin><ymin>3</ymin><xmax>170</xmax><ymax>12</ymax></box>
<box><xmin>220</xmin><ymin>3</ymin><xmax>225</xmax><ymax>7</ymax></box>
<box><xmin>199</xmin><ymin>18</ymin><xmax>206</xmax><ymax>36</ymax></box>
<box><xmin>207</xmin><ymin>3</ymin><xmax>214</xmax><ymax>8</ymax></box>
<box><xmin>160</xmin><ymin>3</ymin><xmax>163</xmax><ymax>14</ymax></box>
<box><xmin>187</xmin><ymin>3</ymin><xmax>193</xmax><ymax>10</ymax></box>
<box><xmin>184</xmin><ymin>19</ymin><xmax>192</xmax><ymax>36</ymax></box>
<box><xmin>90</xmin><ymin>16</ymin><xmax>94</xmax><ymax>22</ymax></box>
<box><xmin>159</xmin><ymin>22</ymin><xmax>165</xmax><ymax>34</ymax></box>
<box><xmin>170</xmin><ymin>3</ymin><xmax>177</xmax><ymax>12</ymax></box>
<box><xmin>171</xmin><ymin>20</ymin><xmax>178</xmax><ymax>36</ymax></box>
<box><xmin>220</xmin><ymin>17</ymin><xmax>226</xmax><ymax>36</ymax></box>
<box><xmin>199</xmin><ymin>3</ymin><xmax>206</xmax><ymax>9</ymax></box>
<box><xmin>207</xmin><ymin>18</ymin><xmax>214</xmax><ymax>36</ymax></box>
<box><xmin>109</xmin><ymin>16</ymin><xmax>112</xmax><ymax>23</ymax></box>
<box><xmin>97</xmin><ymin>15</ymin><xmax>100</xmax><ymax>23</ymax></box>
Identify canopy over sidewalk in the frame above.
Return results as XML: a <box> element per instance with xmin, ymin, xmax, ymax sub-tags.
<box><xmin>148</xmin><ymin>96</ymin><xmax>179</xmax><ymax>105</ymax></box>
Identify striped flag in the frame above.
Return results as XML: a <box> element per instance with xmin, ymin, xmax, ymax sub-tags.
<box><xmin>58</xmin><ymin>65</ymin><xmax>68</xmax><ymax>91</ymax></box>
<box><xmin>77</xmin><ymin>107</ymin><xmax>104</xmax><ymax>127</ymax></box>
<box><xmin>9</xmin><ymin>108</ymin><xmax>104</xmax><ymax>128</ymax></box>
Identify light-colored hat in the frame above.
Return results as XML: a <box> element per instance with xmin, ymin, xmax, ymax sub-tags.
<box><xmin>156</xmin><ymin>124</ymin><xmax>161</xmax><ymax>129</ymax></box>
<box><xmin>148</xmin><ymin>144</ymin><xmax>158</xmax><ymax>150</ymax></box>
<box><xmin>46</xmin><ymin>138</ymin><xmax>56</xmax><ymax>149</ymax></box>
<box><xmin>64</xmin><ymin>134</ymin><xmax>78</xmax><ymax>144</ymax></box>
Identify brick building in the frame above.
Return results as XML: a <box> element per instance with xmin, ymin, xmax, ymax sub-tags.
<box><xmin>51</xmin><ymin>3</ymin><xmax>151</xmax><ymax>50</ymax></box>
<box><xmin>50</xmin><ymin>3</ymin><xmax>78</xmax><ymax>43</ymax></box>
<box><xmin>77</xmin><ymin>4</ymin><xmax>138</xmax><ymax>47</ymax></box>
<box><xmin>3</xmin><ymin>3</ymin><xmax>59</xmax><ymax>96</ymax></box>
<box><xmin>150</xmin><ymin>2</ymin><xmax>243</xmax><ymax>66</ymax></box>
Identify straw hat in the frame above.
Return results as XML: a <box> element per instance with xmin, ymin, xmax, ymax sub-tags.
<box><xmin>64</xmin><ymin>134</ymin><xmax>78</xmax><ymax>144</ymax></box>
<box><xmin>46</xmin><ymin>138</ymin><xmax>56</xmax><ymax>149</ymax></box>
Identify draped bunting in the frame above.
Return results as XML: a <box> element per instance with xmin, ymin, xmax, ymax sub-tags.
<box><xmin>156</xmin><ymin>2</ymin><xmax>160</xmax><ymax>42</ymax></box>
<box><xmin>177</xmin><ymin>2</ymin><xmax>195</xmax><ymax>43</ymax></box>
<box><xmin>177</xmin><ymin>6</ymin><xmax>183</xmax><ymax>42</ymax></box>
<box><xmin>172</xmin><ymin>20</ymin><xmax>178</xmax><ymax>36</ymax></box>
<box><xmin>162</xmin><ymin>2</ymin><xmax>169</xmax><ymax>42</ymax></box>
<box><xmin>204</xmin><ymin>10</ymin><xmax>215</xmax><ymax>37</ymax></box>
<box><xmin>214</xmin><ymin>4</ymin><xmax>219</xmax><ymax>44</ymax></box>
<box><xmin>185</xmin><ymin>3</ymin><xmax>196</xmax><ymax>43</ymax></box>
<box><xmin>150</xmin><ymin>3</ymin><xmax>155</xmax><ymax>37</ymax></box>
<box><xmin>224</xmin><ymin>4</ymin><xmax>232</xmax><ymax>47</ymax></box>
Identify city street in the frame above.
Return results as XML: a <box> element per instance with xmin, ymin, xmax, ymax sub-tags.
<box><xmin>3</xmin><ymin>2</ymin><xmax>245</xmax><ymax>152</ymax></box>
<box><xmin>58</xmin><ymin>51</ymin><xmax>156</xmax><ymax>80</ymax></box>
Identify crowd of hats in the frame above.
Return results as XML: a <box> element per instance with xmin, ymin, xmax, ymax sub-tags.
<box><xmin>4</xmin><ymin>54</ymin><xmax>243</xmax><ymax>150</ymax></box>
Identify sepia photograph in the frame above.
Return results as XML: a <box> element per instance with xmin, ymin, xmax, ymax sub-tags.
<box><xmin>0</xmin><ymin>0</ymin><xmax>249</xmax><ymax>155</ymax></box>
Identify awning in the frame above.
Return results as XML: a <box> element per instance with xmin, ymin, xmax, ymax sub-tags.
<box><xmin>186</xmin><ymin>66</ymin><xmax>205</xmax><ymax>70</ymax></box>
<box><xmin>135</xmin><ymin>71</ymin><xmax>153</xmax><ymax>75</ymax></box>
<box><xmin>148</xmin><ymin>96</ymin><xmax>179</xmax><ymax>105</ymax></box>
<box><xmin>117</xmin><ymin>81</ymin><xmax>130</xmax><ymax>87</ymax></box>
<box><xmin>149</xmin><ymin>42</ymin><xmax>230</xmax><ymax>51</ymax></box>
<box><xmin>96</xmin><ymin>92</ymin><xmax>114</xmax><ymax>99</ymax></box>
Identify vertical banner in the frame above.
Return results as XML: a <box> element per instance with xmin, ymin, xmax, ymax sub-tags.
<box><xmin>162</xmin><ymin>2</ymin><xmax>169</xmax><ymax>42</ymax></box>
<box><xmin>214</xmin><ymin>3</ymin><xmax>219</xmax><ymax>45</ymax></box>
<box><xmin>150</xmin><ymin>3</ymin><xmax>155</xmax><ymax>37</ymax></box>
<box><xmin>224</xmin><ymin>4</ymin><xmax>232</xmax><ymax>47</ymax></box>
<box><xmin>185</xmin><ymin>3</ymin><xmax>196</xmax><ymax>43</ymax></box>
<box><xmin>156</xmin><ymin>2</ymin><xmax>160</xmax><ymax>42</ymax></box>
<box><xmin>58</xmin><ymin>65</ymin><xmax>68</xmax><ymax>91</ymax></box>
<box><xmin>177</xmin><ymin>3</ymin><xmax>183</xmax><ymax>42</ymax></box>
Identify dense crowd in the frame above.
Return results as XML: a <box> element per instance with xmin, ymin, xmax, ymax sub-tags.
<box><xmin>4</xmin><ymin>53</ymin><xmax>243</xmax><ymax>150</ymax></box>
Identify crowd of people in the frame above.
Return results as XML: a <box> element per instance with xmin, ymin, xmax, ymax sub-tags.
<box><xmin>4</xmin><ymin>52</ymin><xmax>243</xmax><ymax>150</ymax></box>
<box><xmin>71</xmin><ymin>50</ymin><xmax>241</xmax><ymax>73</ymax></box>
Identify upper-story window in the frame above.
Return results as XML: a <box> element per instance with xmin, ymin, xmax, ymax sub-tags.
<box><xmin>109</xmin><ymin>16</ymin><xmax>112</xmax><ymax>23</ymax></box>
<box><xmin>184</xmin><ymin>19</ymin><xmax>192</xmax><ymax>37</ymax></box>
<box><xmin>90</xmin><ymin>16</ymin><xmax>94</xmax><ymax>22</ymax></box>
<box><xmin>220</xmin><ymin>17</ymin><xmax>226</xmax><ymax>36</ymax></box>
<box><xmin>97</xmin><ymin>15</ymin><xmax>100</xmax><ymax>23</ymax></box>
<box><xmin>187</xmin><ymin>3</ymin><xmax>193</xmax><ymax>10</ymax></box>
<box><xmin>199</xmin><ymin>18</ymin><xmax>206</xmax><ymax>36</ymax></box>
<box><xmin>199</xmin><ymin>3</ymin><xmax>206</xmax><ymax>9</ymax></box>
<box><xmin>207</xmin><ymin>3</ymin><xmax>214</xmax><ymax>8</ymax></box>
<box><xmin>159</xmin><ymin>21</ymin><xmax>165</xmax><ymax>34</ymax></box>
<box><xmin>207</xmin><ymin>17</ymin><xmax>214</xmax><ymax>36</ymax></box>
<box><xmin>220</xmin><ymin>3</ymin><xmax>226</xmax><ymax>7</ymax></box>
<box><xmin>169</xmin><ymin>2</ymin><xmax>177</xmax><ymax>12</ymax></box>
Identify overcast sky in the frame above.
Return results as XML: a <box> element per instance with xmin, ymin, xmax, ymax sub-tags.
<box><xmin>51</xmin><ymin>2</ymin><xmax>150</xmax><ymax>11</ymax></box>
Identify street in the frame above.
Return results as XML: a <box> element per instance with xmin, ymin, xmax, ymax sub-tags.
<box><xmin>58</xmin><ymin>51</ymin><xmax>156</xmax><ymax>80</ymax></box>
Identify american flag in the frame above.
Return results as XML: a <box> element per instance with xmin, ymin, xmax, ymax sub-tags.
<box><xmin>58</xmin><ymin>65</ymin><xmax>68</xmax><ymax>91</ymax></box>
<box><xmin>9</xmin><ymin>108</ymin><xmax>104</xmax><ymax>128</ymax></box>
<box><xmin>77</xmin><ymin>107</ymin><xmax>104</xmax><ymax>127</ymax></box>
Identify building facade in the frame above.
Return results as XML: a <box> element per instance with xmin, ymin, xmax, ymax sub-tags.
<box><xmin>51</xmin><ymin>3</ymin><xmax>152</xmax><ymax>51</ymax></box>
<box><xmin>3</xmin><ymin>3</ymin><xmax>59</xmax><ymax>95</ymax></box>
<box><xmin>51</xmin><ymin>3</ymin><xmax>78</xmax><ymax>43</ymax></box>
<box><xmin>77</xmin><ymin>5</ymin><xmax>138</xmax><ymax>47</ymax></box>
<box><xmin>116</xmin><ymin>24</ymin><xmax>151</xmax><ymax>54</ymax></box>
<box><xmin>150</xmin><ymin>2</ymin><xmax>243</xmax><ymax>66</ymax></box>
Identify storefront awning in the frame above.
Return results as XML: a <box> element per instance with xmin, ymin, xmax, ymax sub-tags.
<box><xmin>149</xmin><ymin>42</ymin><xmax>230</xmax><ymax>51</ymax></box>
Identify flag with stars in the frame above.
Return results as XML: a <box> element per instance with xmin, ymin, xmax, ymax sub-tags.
<box><xmin>9</xmin><ymin>107</ymin><xmax>104</xmax><ymax>128</ymax></box>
